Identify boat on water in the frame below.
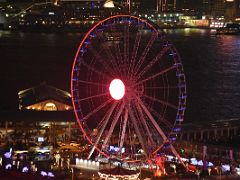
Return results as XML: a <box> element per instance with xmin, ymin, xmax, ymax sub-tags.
<box><xmin>216</xmin><ymin>23</ymin><xmax>240</xmax><ymax>35</ymax></box>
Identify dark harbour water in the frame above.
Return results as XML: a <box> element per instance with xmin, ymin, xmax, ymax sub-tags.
<box><xmin>1</xmin><ymin>28</ymin><xmax>240</xmax><ymax>124</ymax></box>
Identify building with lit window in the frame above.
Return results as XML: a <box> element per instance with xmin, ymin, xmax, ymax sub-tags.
<box><xmin>211</xmin><ymin>0</ymin><xmax>225</xmax><ymax>18</ymax></box>
<box><xmin>225</xmin><ymin>0</ymin><xmax>240</xmax><ymax>21</ymax></box>
<box><xmin>0</xmin><ymin>83</ymin><xmax>82</xmax><ymax>145</ymax></box>
<box><xmin>18</xmin><ymin>82</ymin><xmax>72</xmax><ymax>111</ymax></box>
<box><xmin>156</xmin><ymin>0</ymin><xmax>177</xmax><ymax>12</ymax></box>
<box><xmin>17</xmin><ymin>0</ymin><xmax>125</xmax><ymax>31</ymax></box>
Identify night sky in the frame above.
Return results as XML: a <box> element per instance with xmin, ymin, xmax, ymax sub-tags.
<box><xmin>0</xmin><ymin>32</ymin><xmax>82</xmax><ymax>110</ymax></box>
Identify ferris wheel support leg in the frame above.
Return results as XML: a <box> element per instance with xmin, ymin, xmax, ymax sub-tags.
<box><xmin>102</xmin><ymin>102</ymin><xmax>126</xmax><ymax>150</ymax></box>
<box><xmin>137</xmin><ymin>97</ymin><xmax>187</xmax><ymax>169</ymax></box>
<box><xmin>119</xmin><ymin>108</ymin><xmax>128</xmax><ymax>155</ymax></box>
<box><xmin>169</xmin><ymin>144</ymin><xmax>188</xmax><ymax>170</ymax></box>
<box><xmin>137</xmin><ymin>97</ymin><xmax>168</xmax><ymax>142</ymax></box>
<box><xmin>88</xmin><ymin>102</ymin><xmax>118</xmax><ymax>159</ymax></box>
<box><xmin>128</xmin><ymin>103</ymin><xmax>149</xmax><ymax>159</ymax></box>
<box><xmin>135</xmin><ymin>103</ymin><xmax>154</xmax><ymax>146</ymax></box>
<box><xmin>153</xmin><ymin>143</ymin><xmax>165</xmax><ymax>155</ymax></box>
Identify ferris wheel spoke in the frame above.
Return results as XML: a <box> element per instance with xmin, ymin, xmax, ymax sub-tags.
<box><xmin>89</xmin><ymin>45</ymin><xmax>116</xmax><ymax>76</ymax></box>
<box><xmin>78</xmin><ymin>92</ymin><xmax>109</xmax><ymax>102</ymax></box>
<box><xmin>102</xmin><ymin>45</ymin><xmax>122</xmax><ymax>75</ymax></box>
<box><xmin>128</xmin><ymin>28</ymin><xmax>142</xmax><ymax>77</ymax></box>
<box><xmin>147</xmin><ymin>106</ymin><xmax>172</xmax><ymax>129</ymax></box>
<box><xmin>143</xmin><ymin>94</ymin><xmax>178</xmax><ymax>110</ymax></box>
<box><xmin>82</xmin><ymin>98</ymin><xmax>113</xmax><ymax>121</ymax></box>
<box><xmin>102</xmin><ymin>101</ymin><xmax>126</xmax><ymax>151</ymax></box>
<box><xmin>88</xmin><ymin>101</ymin><xmax>118</xmax><ymax>159</ymax></box>
<box><xmin>133</xmin><ymin>32</ymin><xmax>158</xmax><ymax>75</ymax></box>
<box><xmin>94</xmin><ymin>27</ymin><xmax>121</xmax><ymax>75</ymax></box>
<box><xmin>78</xmin><ymin>79</ymin><xmax>108</xmax><ymax>87</ymax></box>
<box><xmin>135</xmin><ymin>102</ymin><xmax>154</xmax><ymax>146</ymax></box>
<box><xmin>145</xmin><ymin>86</ymin><xmax>178</xmax><ymax>90</ymax></box>
<box><xmin>119</xmin><ymin>108</ymin><xmax>129</xmax><ymax>155</ymax></box>
<box><xmin>93</xmin><ymin>117</ymin><xmax>107</xmax><ymax>138</ymax></box>
<box><xmin>114</xmin><ymin>43</ymin><xmax>123</xmax><ymax>67</ymax></box>
<box><xmin>123</xmin><ymin>22</ymin><xmax>129</xmax><ymax>65</ymax></box>
<box><xmin>135</xmin><ymin>65</ymin><xmax>177</xmax><ymax>86</ymax></box>
<box><xmin>127</xmin><ymin>103</ymin><xmax>149</xmax><ymax>158</ymax></box>
<box><xmin>136</xmin><ymin>46</ymin><xmax>171</xmax><ymax>80</ymax></box>
<box><xmin>81</xmin><ymin>61</ymin><xmax>112</xmax><ymax>80</ymax></box>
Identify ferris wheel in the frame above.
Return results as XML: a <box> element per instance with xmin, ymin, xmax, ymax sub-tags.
<box><xmin>71</xmin><ymin>15</ymin><xmax>186</xmax><ymax>162</ymax></box>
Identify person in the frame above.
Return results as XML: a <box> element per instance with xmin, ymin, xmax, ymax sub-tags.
<box><xmin>208</xmin><ymin>167</ymin><xmax>212</xmax><ymax>176</ymax></box>
<box><xmin>55</xmin><ymin>153</ymin><xmax>61</xmax><ymax>167</ymax></box>
<box><xmin>195</xmin><ymin>167</ymin><xmax>200</xmax><ymax>179</ymax></box>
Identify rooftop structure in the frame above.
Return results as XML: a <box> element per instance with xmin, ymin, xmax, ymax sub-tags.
<box><xmin>18</xmin><ymin>82</ymin><xmax>72</xmax><ymax>111</ymax></box>
<box><xmin>98</xmin><ymin>166</ymin><xmax>140</xmax><ymax>180</ymax></box>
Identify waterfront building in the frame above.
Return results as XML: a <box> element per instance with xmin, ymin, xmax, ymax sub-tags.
<box><xmin>155</xmin><ymin>0</ymin><xmax>177</xmax><ymax>12</ymax></box>
<box><xmin>165</xmin><ymin>0</ymin><xmax>177</xmax><ymax>12</ymax></box>
<box><xmin>18</xmin><ymin>82</ymin><xmax>72</xmax><ymax>111</ymax></box>
<box><xmin>176</xmin><ymin>0</ymin><xmax>195</xmax><ymax>13</ymax></box>
<box><xmin>120</xmin><ymin>0</ymin><xmax>156</xmax><ymax>13</ymax></box>
<box><xmin>225</xmin><ymin>0</ymin><xmax>240</xmax><ymax>21</ymax></box>
<box><xmin>211</xmin><ymin>0</ymin><xmax>225</xmax><ymax>18</ymax></box>
<box><xmin>17</xmin><ymin>0</ymin><xmax>124</xmax><ymax>31</ymax></box>
<box><xmin>0</xmin><ymin>83</ymin><xmax>80</xmax><ymax>145</ymax></box>
<box><xmin>200</xmin><ymin>0</ymin><xmax>212</xmax><ymax>16</ymax></box>
<box><xmin>178</xmin><ymin>119</ymin><xmax>240</xmax><ymax>163</ymax></box>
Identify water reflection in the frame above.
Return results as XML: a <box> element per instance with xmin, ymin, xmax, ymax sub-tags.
<box><xmin>166</xmin><ymin>29</ymin><xmax>240</xmax><ymax>122</ymax></box>
<box><xmin>1</xmin><ymin>29</ymin><xmax>240</xmax><ymax>123</ymax></box>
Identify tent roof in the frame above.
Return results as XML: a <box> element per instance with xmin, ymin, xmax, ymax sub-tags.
<box><xmin>99</xmin><ymin>166</ymin><xmax>138</xmax><ymax>176</ymax></box>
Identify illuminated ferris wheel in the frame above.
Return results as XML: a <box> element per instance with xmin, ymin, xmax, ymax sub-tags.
<box><xmin>71</xmin><ymin>15</ymin><xmax>186</xmax><ymax>162</ymax></box>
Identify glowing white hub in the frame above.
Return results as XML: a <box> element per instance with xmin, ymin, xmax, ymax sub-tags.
<box><xmin>109</xmin><ymin>79</ymin><xmax>125</xmax><ymax>100</ymax></box>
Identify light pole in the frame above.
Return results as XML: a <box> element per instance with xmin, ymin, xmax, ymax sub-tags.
<box><xmin>127</xmin><ymin>0</ymin><xmax>131</xmax><ymax>14</ymax></box>
<box><xmin>71</xmin><ymin>167</ymin><xmax>74</xmax><ymax>180</ymax></box>
<box><xmin>139</xmin><ymin>162</ymin><xmax>142</xmax><ymax>180</ymax></box>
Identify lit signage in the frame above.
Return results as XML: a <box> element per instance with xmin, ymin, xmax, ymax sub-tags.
<box><xmin>38</xmin><ymin>137</ymin><xmax>44</xmax><ymax>142</ymax></box>
<box><xmin>109</xmin><ymin>146</ymin><xmax>125</xmax><ymax>153</ymax></box>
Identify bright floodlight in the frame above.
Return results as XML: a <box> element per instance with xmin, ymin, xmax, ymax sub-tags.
<box><xmin>109</xmin><ymin>79</ymin><xmax>125</xmax><ymax>100</ymax></box>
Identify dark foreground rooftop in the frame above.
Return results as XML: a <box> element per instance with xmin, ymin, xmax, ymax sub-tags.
<box><xmin>0</xmin><ymin>109</ymin><xmax>75</xmax><ymax>122</ymax></box>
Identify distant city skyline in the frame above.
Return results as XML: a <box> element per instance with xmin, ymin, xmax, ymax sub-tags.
<box><xmin>121</xmin><ymin>0</ymin><xmax>240</xmax><ymax>20</ymax></box>
<box><xmin>4</xmin><ymin>0</ymin><xmax>240</xmax><ymax>16</ymax></box>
